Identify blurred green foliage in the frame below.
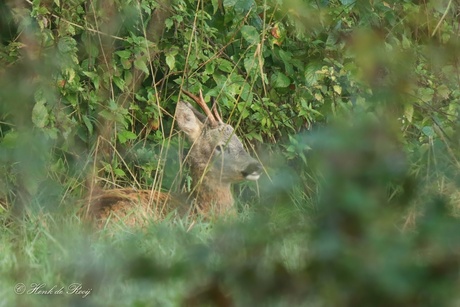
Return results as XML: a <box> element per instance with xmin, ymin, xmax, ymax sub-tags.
<box><xmin>1</xmin><ymin>0</ymin><xmax>460</xmax><ymax>306</ymax></box>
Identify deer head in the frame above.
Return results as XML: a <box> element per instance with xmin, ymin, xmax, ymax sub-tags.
<box><xmin>175</xmin><ymin>91</ymin><xmax>262</xmax><ymax>216</ymax></box>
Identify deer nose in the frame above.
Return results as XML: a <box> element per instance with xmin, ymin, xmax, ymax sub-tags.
<box><xmin>242</xmin><ymin>161</ymin><xmax>263</xmax><ymax>181</ymax></box>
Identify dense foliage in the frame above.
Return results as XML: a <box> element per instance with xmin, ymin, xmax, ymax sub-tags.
<box><xmin>1</xmin><ymin>0</ymin><xmax>460</xmax><ymax>306</ymax></box>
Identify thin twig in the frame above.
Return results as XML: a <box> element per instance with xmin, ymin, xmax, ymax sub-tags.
<box><xmin>431</xmin><ymin>0</ymin><xmax>453</xmax><ymax>37</ymax></box>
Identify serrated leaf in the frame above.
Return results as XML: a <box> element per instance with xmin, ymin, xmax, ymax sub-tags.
<box><xmin>82</xmin><ymin>115</ymin><xmax>93</xmax><ymax>135</ymax></box>
<box><xmin>82</xmin><ymin>71</ymin><xmax>98</xmax><ymax>79</ymax></box>
<box><xmin>44</xmin><ymin>127</ymin><xmax>58</xmax><ymax>140</ymax></box>
<box><xmin>121</xmin><ymin>58</ymin><xmax>132</xmax><ymax>70</ymax></box>
<box><xmin>116</xmin><ymin>50</ymin><xmax>132</xmax><ymax>59</ymax></box>
<box><xmin>305</xmin><ymin>62</ymin><xmax>321</xmax><ymax>86</ymax></box>
<box><xmin>278</xmin><ymin>49</ymin><xmax>292</xmax><ymax>62</ymax></box>
<box><xmin>244</xmin><ymin>56</ymin><xmax>257</xmax><ymax>73</ymax></box>
<box><xmin>57</xmin><ymin>37</ymin><xmax>76</xmax><ymax>53</ymax></box>
<box><xmin>99</xmin><ymin>110</ymin><xmax>116</xmax><ymax>121</ymax></box>
<box><xmin>422</xmin><ymin>126</ymin><xmax>435</xmax><ymax>137</ymax></box>
<box><xmin>419</xmin><ymin>88</ymin><xmax>434</xmax><ymax>103</ymax></box>
<box><xmin>124</xmin><ymin>70</ymin><xmax>133</xmax><ymax>85</ymax></box>
<box><xmin>2</xmin><ymin>131</ymin><xmax>19</xmax><ymax>149</ymax></box>
<box><xmin>217</xmin><ymin>59</ymin><xmax>233</xmax><ymax>73</ymax></box>
<box><xmin>211</xmin><ymin>0</ymin><xmax>219</xmax><ymax>13</ymax></box>
<box><xmin>339</xmin><ymin>0</ymin><xmax>355</xmax><ymax>5</ymax></box>
<box><xmin>248</xmin><ymin>132</ymin><xmax>263</xmax><ymax>142</ymax></box>
<box><xmin>325</xmin><ymin>32</ymin><xmax>339</xmax><ymax>48</ymax></box>
<box><xmin>166</xmin><ymin>54</ymin><xmax>175</xmax><ymax>70</ymax></box>
<box><xmin>205</xmin><ymin>62</ymin><xmax>215</xmax><ymax>75</ymax></box>
<box><xmin>99</xmin><ymin>107</ymin><xmax>128</xmax><ymax>128</ymax></box>
<box><xmin>65</xmin><ymin>68</ymin><xmax>76</xmax><ymax>83</ymax></box>
<box><xmin>223</xmin><ymin>0</ymin><xmax>254</xmax><ymax>12</ymax></box>
<box><xmin>333</xmin><ymin>85</ymin><xmax>342</xmax><ymax>95</ymax></box>
<box><xmin>113</xmin><ymin>76</ymin><xmax>125</xmax><ymax>91</ymax></box>
<box><xmin>437</xmin><ymin>84</ymin><xmax>450</xmax><ymax>99</ymax></box>
<box><xmin>114</xmin><ymin>168</ymin><xmax>126</xmax><ymax>177</ymax></box>
<box><xmin>165</xmin><ymin>18</ymin><xmax>173</xmax><ymax>30</ymax></box>
<box><xmin>271</xmin><ymin>71</ymin><xmax>290</xmax><ymax>88</ymax></box>
<box><xmin>83</xmin><ymin>71</ymin><xmax>100</xmax><ymax>89</ymax></box>
<box><xmin>404</xmin><ymin>104</ymin><xmax>414</xmax><ymax>123</ymax></box>
<box><xmin>241</xmin><ymin>25</ymin><xmax>260</xmax><ymax>45</ymax></box>
<box><xmin>314</xmin><ymin>93</ymin><xmax>323</xmax><ymax>102</ymax></box>
<box><xmin>223</xmin><ymin>0</ymin><xmax>238</xmax><ymax>6</ymax></box>
<box><xmin>118</xmin><ymin>130</ymin><xmax>137</xmax><ymax>144</ymax></box>
<box><xmin>134</xmin><ymin>59</ymin><xmax>149</xmax><ymax>75</ymax></box>
<box><xmin>32</xmin><ymin>101</ymin><xmax>48</xmax><ymax>128</ymax></box>
<box><xmin>402</xmin><ymin>35</ymin><xmax>411</xmax><ymax>49</ymax></box>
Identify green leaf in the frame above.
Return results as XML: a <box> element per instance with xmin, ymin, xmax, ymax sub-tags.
<box><xmin>404</xmin><ymin>104</ymin><xmax>414</xmax><ymax>123</ymax></box>
<box><xmin>115</xmin><ymin>50</ymin><xmax>132</xmax><ymax>59</ymax></box>
<box><xmin>418</xmin><ymin>88</ymin><xmax>434</xmax><ymax>103</ymax></box>
<box><xmin>244</xmin><ymin>56</ymin><xmax>257</xmax><ymax>73</ymax></box>
<box><xmin>247</xmin><ymin>131</ymin><xmax>263</xmax><ymax>142</ymax></box>
<box><xmin>205</xmin><ymin>62</ymin><xmax>215</xmax><ymax>75</ymax></box>
<box><xmin>99</xmin><ymin>107</ymin><xmax>128</xmax><ymax>128</ymax></box>
<box><xmin>241</xmin><ymin>25</ymin><xmax>260</xmax><ymax>45</ymax></box>
<box><xmin>333</xmin><ymin>85</ymin><xmax>342</xmax><ymax>95</ymax></box>
<box><xmin>121</xmin><ymin>58</ymin><xmax>132</xmax><ymax>70</ymax></box>
<box><xmin>113</xmin><ymin>76</ymin><xmax>125</xmax><ymax>91</ymax></box>
<box><xmin>83</xmin><ymin>71</ymin><xmax>100</xmax><ymax>89</ymax></box>
<box><xmin>305</xmin><ymin>62</ymin><xmax>321</xmax><ymax>86</ymax></box>
<box><xmin>422</xmin><ymin>126</ymin><xmax>435</xmax><ymax>137</ymax></box>
<box><xmin>99</xmin><ymin>110</ymin><xmax>115</xmax><ymax>122</ymax></box>
<box><xmin>217</xmin><ymin>59</ymin><xmax>233</xmax><ymax>73</ymax></box>
<box><xmin>57</xmin><ymin>37</ymin><xmax>76</xmax><ymax>53</ymax></box>
<box><xmin>223</xmin><ymin>0</ymin><xmax>254</xmax><ymax>12</ymax></box>
<box><xmin>223</xmin><ymin>0</ymin><xmax>237</xmax><ymax>7</ymax></box>
<box><xmin>165</xmin><ymin>18</ymin><xmax>173</xmax><ymax>30</ymax></box>
<box><xmin>114</xmin><ymin>168</ymin><xmax>126</xmax><ymax>177</ymax></box>
<box><xmin>44</xmin><ymin>127</ymin><xmax>59</xmax><ymax>140</ymax></box>
<box><xmin>82</xmin><ymin>115</ymin><xmax>93</xmax><ymax>135</ymax></box>
<box><xmin>271</xmin><ymin>71</ymin><xmax>291</xmax><ymax>88</ymax></box>
<box><xmin>437</xmin><ymin>85</ymin><xmax>450</xmax><ymax>99</ymax></box>
<box><xmin>118</xmin><ymin>130</ymin><xmax>137</xmax><ymax>144</ymax></box>
<box><xmin>401</xmin><ymin>35</ymin><xmax>411</xmax><ymax>49</ymax></box>
<box><xmin>32</xmin><ymin>101</ymin><xmax>49</xmax><ymax>128</ymax></box>
<box><xmin>166</xmin><ymin>54</ymin><xmax>175</xmax><ymax>70</ymax></box>
<box><xmin>211</xmin><ymin>0</ymin><xmax>219</xmax><ymax>13</ymax></box>
<box><xmin>2</xmin><ymin>131</ymin><xmax>19</xmax><ymax>149</ymax></box>
<box><xmin>165</xmin><ymin>47</ymin><xmax>178</xmax><ymax>71</ymax></box>
<box><xmin>134</xmin><ymin>59</ymin><xmax>149</xmax><ymax>75</ymax></box>
<box><xmin>277</xmin><ymin>49</ymin><xmax>292</xmax><ymax>62</ymax></box>
<box><xmin>339</xmin><ymin>0</ymin><xmax>355</xmax><ymax>6</ymax></box>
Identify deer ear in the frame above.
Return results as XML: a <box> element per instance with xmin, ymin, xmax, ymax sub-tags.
<box><xmin>176</xmin><ymin>101</ymin><xmax>203</xmax><ymax>141</ymax></box>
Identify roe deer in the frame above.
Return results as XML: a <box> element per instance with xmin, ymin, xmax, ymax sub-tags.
<box><xmin>89</xmin><ymin>90</ymin><xmax>263</xmax><ymax>228</ymax></box>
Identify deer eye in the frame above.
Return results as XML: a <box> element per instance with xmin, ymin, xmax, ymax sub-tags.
<box><xmin>214</xmin><ymin>144</ymin><xmax>224</xmax><ymax>155</ymax></box>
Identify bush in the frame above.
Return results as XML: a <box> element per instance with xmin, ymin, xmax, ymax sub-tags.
<box><xmin>1</xmin><ymin>0</ymin><xmax>459</xmax><ymax>306</ymax></box>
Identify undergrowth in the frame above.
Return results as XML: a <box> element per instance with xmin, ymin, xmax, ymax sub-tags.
<box><xmin>1</xmin><ymin>0</ymin><xmax>460</xmax><ymax>306</ymax></box>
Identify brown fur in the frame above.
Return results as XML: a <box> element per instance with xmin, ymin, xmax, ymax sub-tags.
<box><xmin>88</xmin><ymin>189</ymin><xmax>186</xmax><ymax>229</ymax></box>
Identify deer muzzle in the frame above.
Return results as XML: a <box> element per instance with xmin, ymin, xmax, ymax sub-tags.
<box><xmin>242</xmin><ymin>161</ymin><xmax>263</xmax><ymax>181</ymax></box>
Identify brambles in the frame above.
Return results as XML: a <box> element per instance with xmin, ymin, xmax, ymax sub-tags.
<box><xmin>1</xmin><ymin>0</ymin><xmax>459</xmax><ymax>306</ymax></box>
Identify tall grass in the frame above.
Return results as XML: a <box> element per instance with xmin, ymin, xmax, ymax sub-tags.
<box><xmin>2</xmin><ymin>0</ymin><xmax>460</xmax><ymax>306</ymax></box>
